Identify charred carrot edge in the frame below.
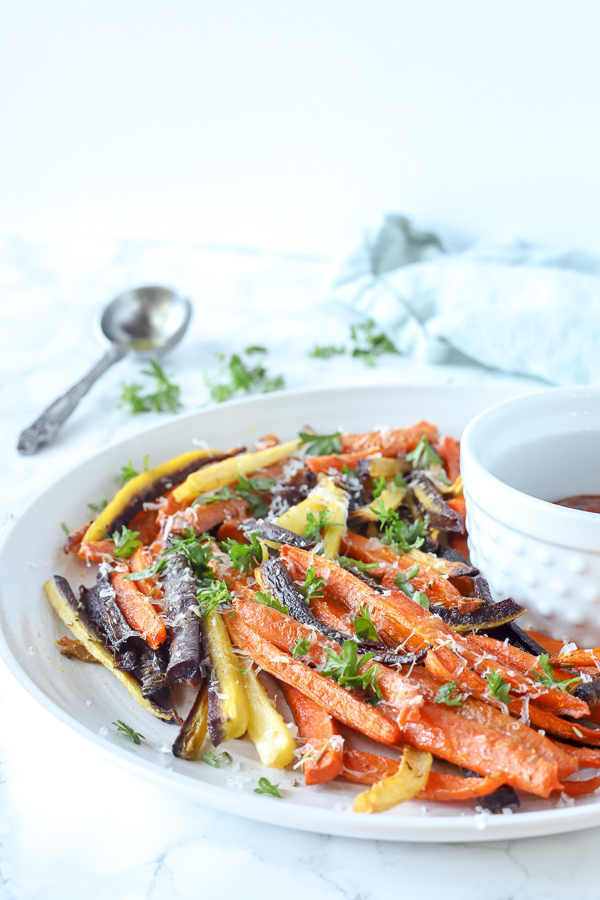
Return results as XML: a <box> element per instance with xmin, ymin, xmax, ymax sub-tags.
<box><xmin>233</xmin><ymin>597</ymin><xmax>424</xmax><ymax>726</ymax></box>
<box><xmin>110</xmin><ymin>572</ymin><xmax>167</xmax><ymax>650</ymax></box>
<box><xmin>281</xmin><ymin>683</ymin><xmax>343</xmax><ymax>785</ymax></box>
<box><xmin>446</xmin><ymin>497</ymin><xmax>470</xmax><ymax>558</ymax></box>
<box><xmin>226</xmin><ymin>614</ymin><xmax>401</xmax><ymax>746</ymax></box>
<box><xmin>550</xmin><ymin>649</ymin><xmax>600</xmax><ymax>668</ymax></box>
<box><xmin>447</xmin><ymin>495</ymin><xmax>466</xmax><ymax>520</ymax></box>
<box><xmin>306</xmin><ymin>450</ymin><xmax>379</xmax><ymax>474</ymax></box>
<box><xmin>63</xmin><ymin>522</ymin><xmax>90</xmax><ymax>554</ymax></box>
<box><xmin>559</xmin><ymin>775</ymin><xmax>600</xmax><ymax>797</ymax></box>
<box><xmin>129</xmin><ymin>546</ymin><xmax>164</xmax><ymax>606</ymax></box>
<box><xmin>438</xmin><ymin>437</ymin><xmax>461</xmax><ymax>484</ymax></box>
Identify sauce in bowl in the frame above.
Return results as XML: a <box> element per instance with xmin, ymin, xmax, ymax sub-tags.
<box><xmin>554</xmin><ymin>495</ymin><xmax>600</xmax><ymax>514</ymax></box>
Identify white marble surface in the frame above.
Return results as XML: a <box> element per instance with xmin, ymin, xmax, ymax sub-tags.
<box><xmin>2</xmin><ymin>233</ymin><xmax>600</xmax><ymax>900</ymax></box>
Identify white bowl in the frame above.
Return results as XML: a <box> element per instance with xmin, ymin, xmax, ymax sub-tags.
<box><xmin>461</xmin><ymin>387</ymin><xmax>600</xmax><ymax>645</ymax></box>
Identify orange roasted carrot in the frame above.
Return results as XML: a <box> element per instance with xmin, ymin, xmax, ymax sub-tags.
<box><xmin>127</xmin><ymin>507</ymin><xmax>160</xmax><ymax>546</ymax></box>
<box><xmin>550</xmin><ymin>648</ymin><xmax>600</xmax><ymax>669</ymax></box>
<box><xmin>226</xmin><ymin>614</ymin><xmax>401</xmax><ymax>746</ymax></box>
<box><xmin>110</xmin><ymin>571</ymin><xmax>167</xmax><ymax>650</ymax></box>
<box><xmin>400</xmin><ymin>700</ymin><xmax>562</xmax><ymax>798</ymax></box>
<box><xmin>129</xmin><ymin>546</ymin><xmax>164</xmax><ymax>608</ymax></box>
<box><xmin>341</xmin><ymin>749</ymin><xmax>398</xmax><ymax>784</ymax></box>
<box><xmin>281</xmin><ymin>684</ymin><xmax>343</xmax><ymax>785</ymax></box>
<box><xmin>233</xmin><ymin>598</ymin><xmax>424</xmax><ymax>725</ymax></box>
<box><xmin>339</xmin><ymin>421</ymin><xmax>438</xmax><ymax>457</ymax></box>
<box><xmin>446</xmin><ymin>497</ymin><xmax>470</xmax><ymax>559</ymax></box>
<box><xmin>78</xmin><ymin>540</ymin><xmax>115</xmax><ymax>563</ymax></box>
<box><xmin>256</xmin><ymin>433</ymin><xmax>280</xmax><ymax>449</ymax></box>
<box><xmin>420</xmin><ymin>771</ymin><xmax>508</xmax><ymax>802</ymax></box>
<box><xmin>437</xmin><ymin>436</ymin><xmax>461</xmax><ymax>483</ymax></box>
<box><xmin>552</xmin><ymin>742</ymin><xmax>600</xmax><ymax>769</ymax></box>
<box><xmin>306</xmin><ymin>450</ymin><xmax>380</xmax><ymax>474</ymax></box>
<box><xmin>216</xmin><ymin>518</ymin><xmax>249</xmax><ymax>543</ymax></box>
<box><xmin>526</xmin><ymin>630</ymin><xmax>565</xmax><ymax>655</ymax></box>
<box><xmin>559</xmin><ymin>775</ymin><xmax>600</xmax><ymax>797</ymax></box>
<box><xmin>405</xmin><ymin>666</ymin><xmax>577</xmax><ymax>778</ymax></box>
<box><xmin>63</xmin><ymin>522</ymin><xmax>90</xmax><ymax>554</ymax></box>
<box><xmin>341</xmin><ymin>532</ymin><xmax>477</xmax><ymax>612</ymax></box>
<box><xmin>170</xmin><ymin>498</ymin><xmax>249</xmax><ymax>536</ymax></box>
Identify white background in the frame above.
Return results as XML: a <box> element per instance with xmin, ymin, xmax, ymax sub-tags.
<box><xmin>2</xmin><ymin>0</ymin><xmax>600</xmax><ymax>256</ymax></box>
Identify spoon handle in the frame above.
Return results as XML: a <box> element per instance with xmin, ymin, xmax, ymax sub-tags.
<box><xmin>17</xmin><ymin>344</ymin><xmax>127</xmax><ymax>455</ymax></box>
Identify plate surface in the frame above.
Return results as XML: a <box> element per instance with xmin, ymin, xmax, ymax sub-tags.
<box><xmin>3</xmin><ymin>383</ymin><xmax>600</xmax><ymax>843</ymax></box>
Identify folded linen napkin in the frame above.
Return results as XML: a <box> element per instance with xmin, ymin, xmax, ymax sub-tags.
<box><xmin>332</xmin><ymin>215</ymin><xmax>600</xmax><ymax>385</ymax></box>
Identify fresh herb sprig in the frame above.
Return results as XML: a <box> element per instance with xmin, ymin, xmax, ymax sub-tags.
<box><xmin>406</xmin><ymin>436</ymin><xmax>444</xmax><ymax>470</ymax></box>
<box><xmin>119</xmin><ymin>359</ymin><xmax>182</xmax><ymax>415</ymax></box>
<box><xmin>195</xmin><ymin>580</ymin><xmax>232</xmax><ymax>616</ymax></box>
<box><xmin>434</xmin><ymin>682</ymin><xmax>463</xmax><ymax>707</ymax></box>
<box><xmin>113</xmin><ymin>719</ymin><xmax>145</xmax><ymax>744</ymax></box>
<box><xmin>302</xmin><ymin>509</ymin><xmax>340</xmax><ymax>542</ymax></box>
<box><xmin>530</xmin><ymin>654</ymin><xmax>581</xmax><ymax>693</ymax></box>
<box><xmin>205</xmin><ymin>348</ymin><xmax>285</xmax><ymax>404</ymax></box>
<box><xmin>88</xmin><ymin>499</ymin><xmax>108</xmax><ymax>513</ymax></box>
<box><xmin>308</xmin><ymin>319</ymin><xmax>399</xmax><ymax>368</ymax></box>
<box><xmin>201</xmin><ymin>751</ymin><xmax>232</xmax><ymax>767</ymax></box>
<box><xmin>234</xmin><ymin>475</ymin><xmax>276</xmax><ymax>517</ymax></box>
<box><xmin>111</xmin><ymin>526</ymin><xmax>142</xmax><ymax>558</ymax></box>
<box><xmin>337</xmin><ymin>556</ymin><xmax>378</xmax><ymax>575</ymax></box>
<box><xmin>370</xmin><ymin>501</ymin><xmax>428</xmax><ymax>554</ymax></box>
<box><xmin>300</xmin><ymin>565</ymin><xmax>325</xmax><ymax>605</ymax></box>
<box><xmin>352</xmin><ymin>604</ymin><xmax>381</xmax><ymax>642</ymax></box>
<box><xmin>487</xmin><ymin>670</ymin><xmax>512</xmax><ymax>704</ymax></box>
<box><xmin>254</xmin><ymin>777</ymin><xmax>282</xmax><ymax>798</ymax></box>
<box><xmin>120</xmin><ymin>455</ymin><xmax>149</xmax><ymax>484</ymax></box>
<box><xmin>255</xmin><ymin>590</ymin><xmax>289</xmax><ymax>615</ymax></box>
<box><xmin>322</xmin><ymin>640</ymin><xmax>383</xmax><ymax>702</ymax></box>
<box><xmin>123</xmin><ymin>529</ymin><xmax>214</xmax><ymax>582</ymax></box>
<box><xmin>220</xmin><ymin>533</ymin><xmax>265</xmax><ymax>574</ymax></box>
<box><xmin>299</xmin><ymin>432</ymin><xmax>342</xmax><ymax>456</ymax></box>
<box><xmin>394</xmin><ymin>564</ymin><xmax>429</xmax><ymax>609</ymax></box>
<box><xmin>291</xmin><ymin>636</ymin><xmax>312</xmax><ymax>658</ymax></box>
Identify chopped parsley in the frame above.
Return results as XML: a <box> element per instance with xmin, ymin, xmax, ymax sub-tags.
<box><xmin>372</xmin><ymin>476</ymin><xmax>387</xmax><ymax>499</ymax></box>
<box><xmin>255</xmin><ymin>590</ymin><xmax>289</xmax><ymax>615</ymax></box>
<box><xmin>393</xmin><ymin>473</ymin><xmax>408</xmax><ymax>489</ymax></box>
<box><xmin>220</xmin><ymin>533</ymin><xmax>264</xmax><ymax>573</ymax></box>
<box><xmin>530</xmin><ymin>654</ymin><xmax>581</xmax><ymax>692</ymax></box>
<box><xmin>486</xmin><ymin>670</ymin><xmax>512</xmax><ymax>704</ymax></box>
<box><xmin>119</xmin><ymin>358</ymin><xmax>182</xmax><ymax>415</ymax></box>
<box><xmin>434</xmin><ymin>682</ymin><xmax>463</xmax><ymax>707</ymax></box>
<box><xmin>204</xmin><ymin>349</ymin><xmax>285</xmax><ymax>404</ymax></box>
<box><xmin>298</xmin><ymin>432</ymin><xmax>342</xmax><ymax>456</ymax></box>
<box><xmin>307</xmin><ymin>319</ymin><xmax>398</xmax><ymax>368</ymax></box>
<box><xmin>406</xmin><ymin>436</ymin><xmax>443</xmax><ymax>470</ymax></box>
<box><xmin>291</xmin><ymin>636</ymin><xmax>312</xmax><ymax>658</ymax></box>
<box><xmin>254</xmin><ymin>777</ymin><xmax>282</xmax><ymax>798</ymax></box>
<box><xmin>111</xmin><ymin>526</ymin><xmax>142</xmax><ymax>558</ymax></box>
<box><xmin>194</xmin><ymin>485</ymin><xmax>238</xmax><ymax>505</ymax></box>
<box><xmin>308</xmin><ymin>344</ymin><xmax>346</xmax><ymax>359</ymax></box>
<box><xmin>60</xmin><ymin>522</ymin><xmax>70</xmax><ymax>535</ymax></box>
<box><xmin>123</xmin><ymin>529</ymin><xmax>214</xmax><ymax>582</ymax></box>
<box><xmin>393</xmin><ymin>564</ymin><xmax>429</xmax><ymax>608</ymax></box>
<box><xmin>113</xmin><ymin>719</ymin><xmax>145</xmax><ymax>744</ymax></box>
<box><xmin>234</xmin><ymin>475</ymin><xmax>276</xmax><ymax>517</ymax></box>
<box><xmin>302</xmin><ymin>509</ymin><xmax>340</xmax><ymax>542</ymax></box>
<box><xmin>341</xmin><ymin>465</ymin><xmax>359</xmax><ymax>479</ymax></box>
<box><xmin>120</xmin><ymin>455</ymin><xmax>149</xmax><ymax>484</ymax></box>
<box><xmin>300</xmin><ymin>565</ymin><xmax>325</xmax><ymax>605</ymax></box>
<box><xmin>370</xmin><ymin>501</ymin><xmax>428</xmax><ymax>553</ymax></box>
<box><xmin>201</xmin><ymin>751</ymin><xmax>232</xmax><ymax>767</ymax></box>
<box><xmin>337</xmin><ymin>556</ymin><xmax>378</xmax><ymax>575</ymax></box>
<box><xmin>352</xmin><ymin>604</ymin><xmax>381</xmax><ymax>642</ymax></box>
<box><xmin>322</xmin><ymin>640</ymin><xmax>383</xmax><ymax>701</ymax></box>
<box><xmin>88</xmin><ymin>499</ymin><xmax>108</xmax><ymax>513</ymax></box>
<box><xmin>195</xmin><ymin>580</ymin><xmax>232</xmax><ymax>616</ymax></box>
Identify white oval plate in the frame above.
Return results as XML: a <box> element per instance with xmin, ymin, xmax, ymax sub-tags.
<box><xmin>4</xmin><ymin>383</ymin><xmax>600</xmax><ymax>843</ymax></box>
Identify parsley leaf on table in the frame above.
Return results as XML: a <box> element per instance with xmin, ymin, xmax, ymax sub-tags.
<box><xmin>204</xmin><ymin>348</ymin><xmax>285</xmax><ymax>404</ymax></box>
<box><xmin>254</xmin><ymin>777</ymin><xmax>282</xmax><ymax>798</ymax></box>
<box><xmin>120</xmin><ymin>455</ymin><xmax>149</xmax><ymax>484</ymax></box>
<box><xmin>113</xmin><ymin>719</ymin><xmax>145</xmax><ymax>744</ymax></box>
<box><xmin>119</xmin><ymin>358</ymin><xmax>182</xmax><ymax>414</ymax></box>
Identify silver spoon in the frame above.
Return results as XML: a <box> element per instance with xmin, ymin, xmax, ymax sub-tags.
<box><xmin>17</xmin><ymin>285</ymin><xmax>192</xmax><ymax>455</ymax></box>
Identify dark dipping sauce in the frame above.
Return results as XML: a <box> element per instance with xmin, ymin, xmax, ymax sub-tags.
<box><xmin>554</xmin><ymin>495</ymin><xmax>600</xmax><ymax>514</ymax></box>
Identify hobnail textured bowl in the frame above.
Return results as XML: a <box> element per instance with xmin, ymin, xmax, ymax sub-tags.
<box><xmin>460</xmin><ymin>387</ymin><xmax>600</xmax><ymax>646</ymax></box>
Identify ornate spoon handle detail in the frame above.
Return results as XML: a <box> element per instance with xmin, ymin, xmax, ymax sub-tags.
<box><xmin>17</xmin><ymin>344</ymin><xmax>127</xmax><ymax>455</ymax></box>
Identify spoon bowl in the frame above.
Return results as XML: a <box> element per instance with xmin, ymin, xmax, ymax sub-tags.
<box><xmin>98</xmin><ymin>286</ymin><xmax>192</xmax><ymax>353</ymax></box>
<box><xmin>17</xmin><ymin>285</ymin><xmax>192</xmax><ymax>454</ymax></box>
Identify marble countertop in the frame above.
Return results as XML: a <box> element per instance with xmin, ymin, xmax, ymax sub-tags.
<box><xmin>2</xmin><ymin>233</ymin><xmax>599</xmax><ymax>900</ymax></box>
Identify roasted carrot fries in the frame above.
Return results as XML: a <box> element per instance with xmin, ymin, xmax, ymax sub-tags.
<box><xmin>50</xmin><ymin>421</ymin><xmax>600</xmax><ymax>814</ymax></box>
